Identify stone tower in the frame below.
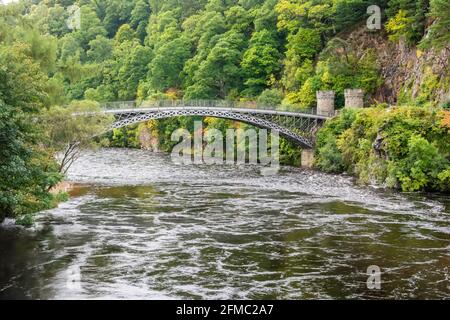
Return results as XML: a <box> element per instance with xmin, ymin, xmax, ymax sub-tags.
<box><xmin>316</xmin><ymin>91</ymin><xmax>335</xmax><ymax>116</ymax></box>
<box><xmin>344</xmin><ymin>89</ymin><xmax>364</xmax><ymax>109</ymax></box>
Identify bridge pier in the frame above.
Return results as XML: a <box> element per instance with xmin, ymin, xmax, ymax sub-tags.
<box><xmin>301</xmin><ymin>149</ymin><xmax>315</xmax><ymax>169</ymax></box>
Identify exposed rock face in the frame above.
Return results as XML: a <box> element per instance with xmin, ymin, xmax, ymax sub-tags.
<box><xmin>372</xmin><ymin>129</ymin><xmax>388</xmax><ymax>160</ymax></box>
<box><xmin>343</xmin><ymin>26</ymin><xmax>450</xmax><ymax>105</ymax></box>
<box><xmin>138</xmin><ymin>126</ymin><xmax>159</xmax><ymax>152</ymax></box>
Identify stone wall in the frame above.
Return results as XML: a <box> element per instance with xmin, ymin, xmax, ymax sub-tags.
<box><xmin>301</xmin><ymin>149</ymin><xmax>315</xmax><ymax>168</ymax></box>
<box><xmin>316</xmin><ymin>91</ymin><xmax>335</xmax><ymax>116</ymax></box>
<box><xmin>344</xmin><ymin>89</ymin><xmax>364</xmax><ymax>108</ymax></box>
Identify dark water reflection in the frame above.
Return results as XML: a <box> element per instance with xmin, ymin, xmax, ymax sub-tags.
<box><xmin>0</xmin><ymin>148</ymin><xmax>449</xmax><ymax>299</ymax></box>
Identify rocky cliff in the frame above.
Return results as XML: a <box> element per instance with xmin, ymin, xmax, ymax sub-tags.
<box><xmin>343</xmin><ymin>25</ymin><xmax>450</xmax><ymax>106</ymax></box>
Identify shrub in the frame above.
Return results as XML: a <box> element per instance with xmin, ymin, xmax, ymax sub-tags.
<box><xmin>15</xmin><ymin>213</ymin><xmax>35</xmax><ymax>228</ymax></box>
<box><xmin>393</xmin><ymin>135</ymin><xmax>448</xmax><ymax>192</ymax></box>
<box><xmin>315</xmin><ymin>106</ymin><xmax>450</xmax><ymax>192</ymax></box>
<box><xmin>257</xmin><ymin>89</ymin><xmax>284</xmax><ymax>107</ymax></box>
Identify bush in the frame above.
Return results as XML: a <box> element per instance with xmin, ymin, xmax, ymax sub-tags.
<box><xmin>392</xmin><ymin>135</ymin><xmax>449</xmax><ymax>192</ymax></box>
<box><xmin>52</xmin><ymin>192</ymin><xmax>69</xmax><ymax>206</ymax></box>
<box><xmin>315</xmin><ymin>106</ymin><xmax>450</xmax><ymax>192</ymax></box>
<box><xmin>316</xmin><ymin>139</ymin><xmax>345</xmax><ymax>173</ymax></box>
<box><xmin>315</xmin><ymin>108</ymin><xmax>357</xmax><ymax>172</ymax></box>
<box><xmin>279</xmin><ymin>139</ymin><xmax>302</xmax><ymax>166</ymax></box>
<box><xmin>15</xmin><ymin>213</ymin><xmax>35</xmax><ymax>228</ymax></box>
<box><xmin>257</xmin><ymin>89</ymin><xmax>284</xmax><ymax>107</ymax></box>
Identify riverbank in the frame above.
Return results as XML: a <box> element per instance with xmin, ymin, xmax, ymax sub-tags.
<box><xmin>50</xmin><ymin>181</ymin><xmax>74</xmax><ymax>195</ymax></box>
<box><xmin>6</xmin><ymin>184</ymin><xmax>72</xmax><ymax>228</ymax></box>
<box><xmin>314</xmin><ymin>106</ymin><xmax>449</xmax><ymax>193</ymax></box>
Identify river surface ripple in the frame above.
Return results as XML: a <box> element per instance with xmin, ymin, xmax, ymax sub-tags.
<box><xmin>0</xmin><ymin>148</ymin><xmax>449</xmax><ymax>299</ymax></box>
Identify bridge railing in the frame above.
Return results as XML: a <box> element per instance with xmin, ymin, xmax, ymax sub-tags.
<box><xmin>100</xmin><ymin>100</ymin><xmax>322</xmax><ymax>116</ymax></box>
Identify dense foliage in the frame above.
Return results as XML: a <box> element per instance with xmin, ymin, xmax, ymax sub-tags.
<box><xmin>9</xmin><ymin>0</ymin><xmax>445</xmax><ymax>111</ymax></box>
<box><xmin>5</xmin><ymin>0</ymin><xmax>442</xmax><ymax>105</ymax></box>
<box><xmin>0</xmin><ymin>4</ymin><xmax>112</xmax><ymax>224</ymax></box>
<box><xmin>315</xmin><ymin>107</ymin><xmax>450</xmax><ymax>192</ymax></box>
<box><xmin>0</xmin><ymin>23</ymin><xmax>63</xmax><ymax>223</ymax></box>
<box><xmin>11</xmin><ymin>0</ymin><xmax>386</xmax><ymax>107</ymax></box>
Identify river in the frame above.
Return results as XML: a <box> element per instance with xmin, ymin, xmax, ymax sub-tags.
<box><xmin>0</xmin><ymin>148</ymin><xmax>449</xmax><ymax>299</ymax></box>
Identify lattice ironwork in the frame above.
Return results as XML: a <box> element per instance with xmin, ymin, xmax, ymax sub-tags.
<box><xmin>100</xmin><ymin>103</ymin><xmax>330</xmax><ymax>149</ymax></box>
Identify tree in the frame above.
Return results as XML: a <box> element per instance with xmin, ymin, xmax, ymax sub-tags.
<box><xmin>420</xmin><ymin>0</ymin><xmax>450</xmax><ymax>49</ymax></box>
<box><xmin>130</xmin><ymin>0</ymin><xmax>151</xmax><ymax>42</ymax></box>
<box><xmin>73</xmin><ymin>5</ymin><xmax>107</xmax><ymax>50</ymax></box>
<box><xmin>87</xmin><ymin>35</ymin><xmax>113</xmax><ymax>62</ymax></box>
<box><xmin>225</xmin><ymin>5</ymin><xmax>252</xmax><ymax>34</ymax></box>
<box><xmin>20</xmin><ymin>29</ymin><xmax>58</xmax><ymax>73</ymax></box>
<box><xmin>185</xmin><ymin>31</ymin><xmax>245</xmax><ymax>99</ymax></box>
<box><xmin>102</xmin><ymin>0</ymin><xmax>135</xmax><ymax>37</ymax></box>
<box><xmin>59</xmin><ymin>34</ymin><xmax>82</xmax><ymax>61</ymax></box>
<box><xmin>0</xmin><ymin>43</ymin><xmax>62</xmax><ymax>222</ymax></box>
<box><xmin>275</xmin><ymin>0</ymin><xmax>335</xmax><ymax>35</ymax></box>
<box><xmin>282</xmin><ymin>28</ymin><xmax>322</xmax><ymax>92</ymax></box>
<box><xmin>394</xmin><ymin>134</ymin><xmax>448</xmax><ymax>191</ymax></box>
<box><xmin>148</xmin><ymin>37</ymin><xmax>191</xmax><ymax>92</ymax></box>
<box><xmin>47</xmin><ymin>4</ymin><xmax>70</xmax><ymax>37</ymax></box>
<box><xmin>40</xmin><ymin>101</ymin><xmax>114</xmax><ymax>175</ymax></box>
<box><xmin>257</xmin><ymin>88</ymin><xmax>284</xmax><ymax>107</ymax></box>
<box><xmin>181</xmin><ymin>10</ymin><xmax>227</xmax><ymax>92</ymax></box>
<box><xmin>253</xmin><ymin>0</ymin><xmax>278</xmax><ymax>31</ymax></box>
<box><xmin>112</xmin><ymin>39</ymin><xmax>153</xmax><ymax>100</ymax></box>
<box><xmin>114</xmin><ymin>24</ymin><xmax>137</xmax><ymax>45</ymax></box>
<box><xmin>315</xmin><ymin>38</ymin><xmax>381</xmax><ymax>106</ymax></box>
<box><xmin>386</xmin><ymin>0</ymin><xmax>428</xmax><ymax>44</ymax></box>
<box><xmin>333</xmin><ymin>0</ymin><xmax>371</xmax><ymax>32</ymax></box>
<box><xmin>241</xmin><ymin>30</ymin><xmax>281</xmax><ymax>96</ymax></box>
<box><xmin>145</xmin><ymin>8</ymin><xmax>181</xmax><ymax>49</ymax></box>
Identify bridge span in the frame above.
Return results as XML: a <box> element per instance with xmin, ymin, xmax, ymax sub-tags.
<box><xmin>97</xmin><ymin>100</ymin><xmax>333</xmax><ymax>149</ymax></box>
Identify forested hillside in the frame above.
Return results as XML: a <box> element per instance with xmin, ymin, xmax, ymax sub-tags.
<box><xmin>5</xmin><ymin>0</ymin><xmax>448</xmax><ymax>107</ymax></box>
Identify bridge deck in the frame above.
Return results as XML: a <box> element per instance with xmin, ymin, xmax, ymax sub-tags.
<box><xmin>76</xmin><ymin>101</ymin><xmax>332</xmax><ymax>148</ymax></box>
<box><xmin>102</xmin><ymin>106</ymin><xmax>330</xmax><ymax>120</ymax></box>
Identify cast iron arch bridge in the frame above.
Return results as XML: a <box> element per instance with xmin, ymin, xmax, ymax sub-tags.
<box><xmin>96</xmin><ymin>100</ymin><xmax>332</xmax><ymax>149</ymax></box>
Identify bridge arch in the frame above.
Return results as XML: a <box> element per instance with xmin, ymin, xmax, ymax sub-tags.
<box><xmin>105</xmin><ymin>107</ymin><xmax>327</xmax><ymax>149</ymax></box>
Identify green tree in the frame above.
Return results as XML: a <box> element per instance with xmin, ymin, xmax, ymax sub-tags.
<box><xmin>275</xmin><ymin>0</ymin><xmax>334</xmax><ymax>35</ymax></box>
<box><xmin>185</xmin><ymin>30</ymin><xmax>245</xmax><ymax>99</ymax></box>
<box><xmin>241</xmin><ymin>29</ymin><xmax>281</xmax><ymax>96</ymax></box>
<box><xmin>257</xmin><ymin>88</ymin><xmax>284</xmax><ymax>107</ymax></box>
<box><xmin>0</xmin><ymin>44</ymin><xmax>62</xmax><ymax>222</ymax></box>
<box><xmin>386</xmin><ymin>0</ymin><xmax>428</xmax><ymax>44</ymax></box>
<box><xmin>130</xmin><ymin>0</ymin><xmax>151</xmax><ymax>42</ymax></box>
<box><xmin>87</xmin><ymin>35</ymin><xmax>113</xmax><ymax>62</ymax></box>
<box><xmin>102</xmin><ymin>0</ymin><xmax>135</xmax><ymax>37</ymax></box>
<box><xmin>40</xmin><ymin>101</ymin><xmax>114</xmax><ymax>174</ymax></box>
<box><xmin>112</xmin><ymin>39</ymin><xmax>153</xmax><ymax>100</ymax></box>
<box><xmin>420</xmin><ymin>0</ymin><xmax>450</xmax><ymax>49</ymax></box>
<box><xmin>393</xmin><ymin>135</ymin><xmax>449</xmax><ymax>191</ymax></box>
<box><xmin>148</xmin><ymin>37</ymin><xmax>191</xmax><ymax>92</ymax></box>
<box><xmin>74</xmin><ymin>5</ymin><xmax>107</xmax><ymax>50</ymax></box>
<box><xmin>114</xmin><ymin>24</ymin><xmax>137</xmax><ymax>45</ymax></box>
<box><xmin>282</xmin><ymin>28</ymin><xmax>322</xmax><ymax>92</ymax></box>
